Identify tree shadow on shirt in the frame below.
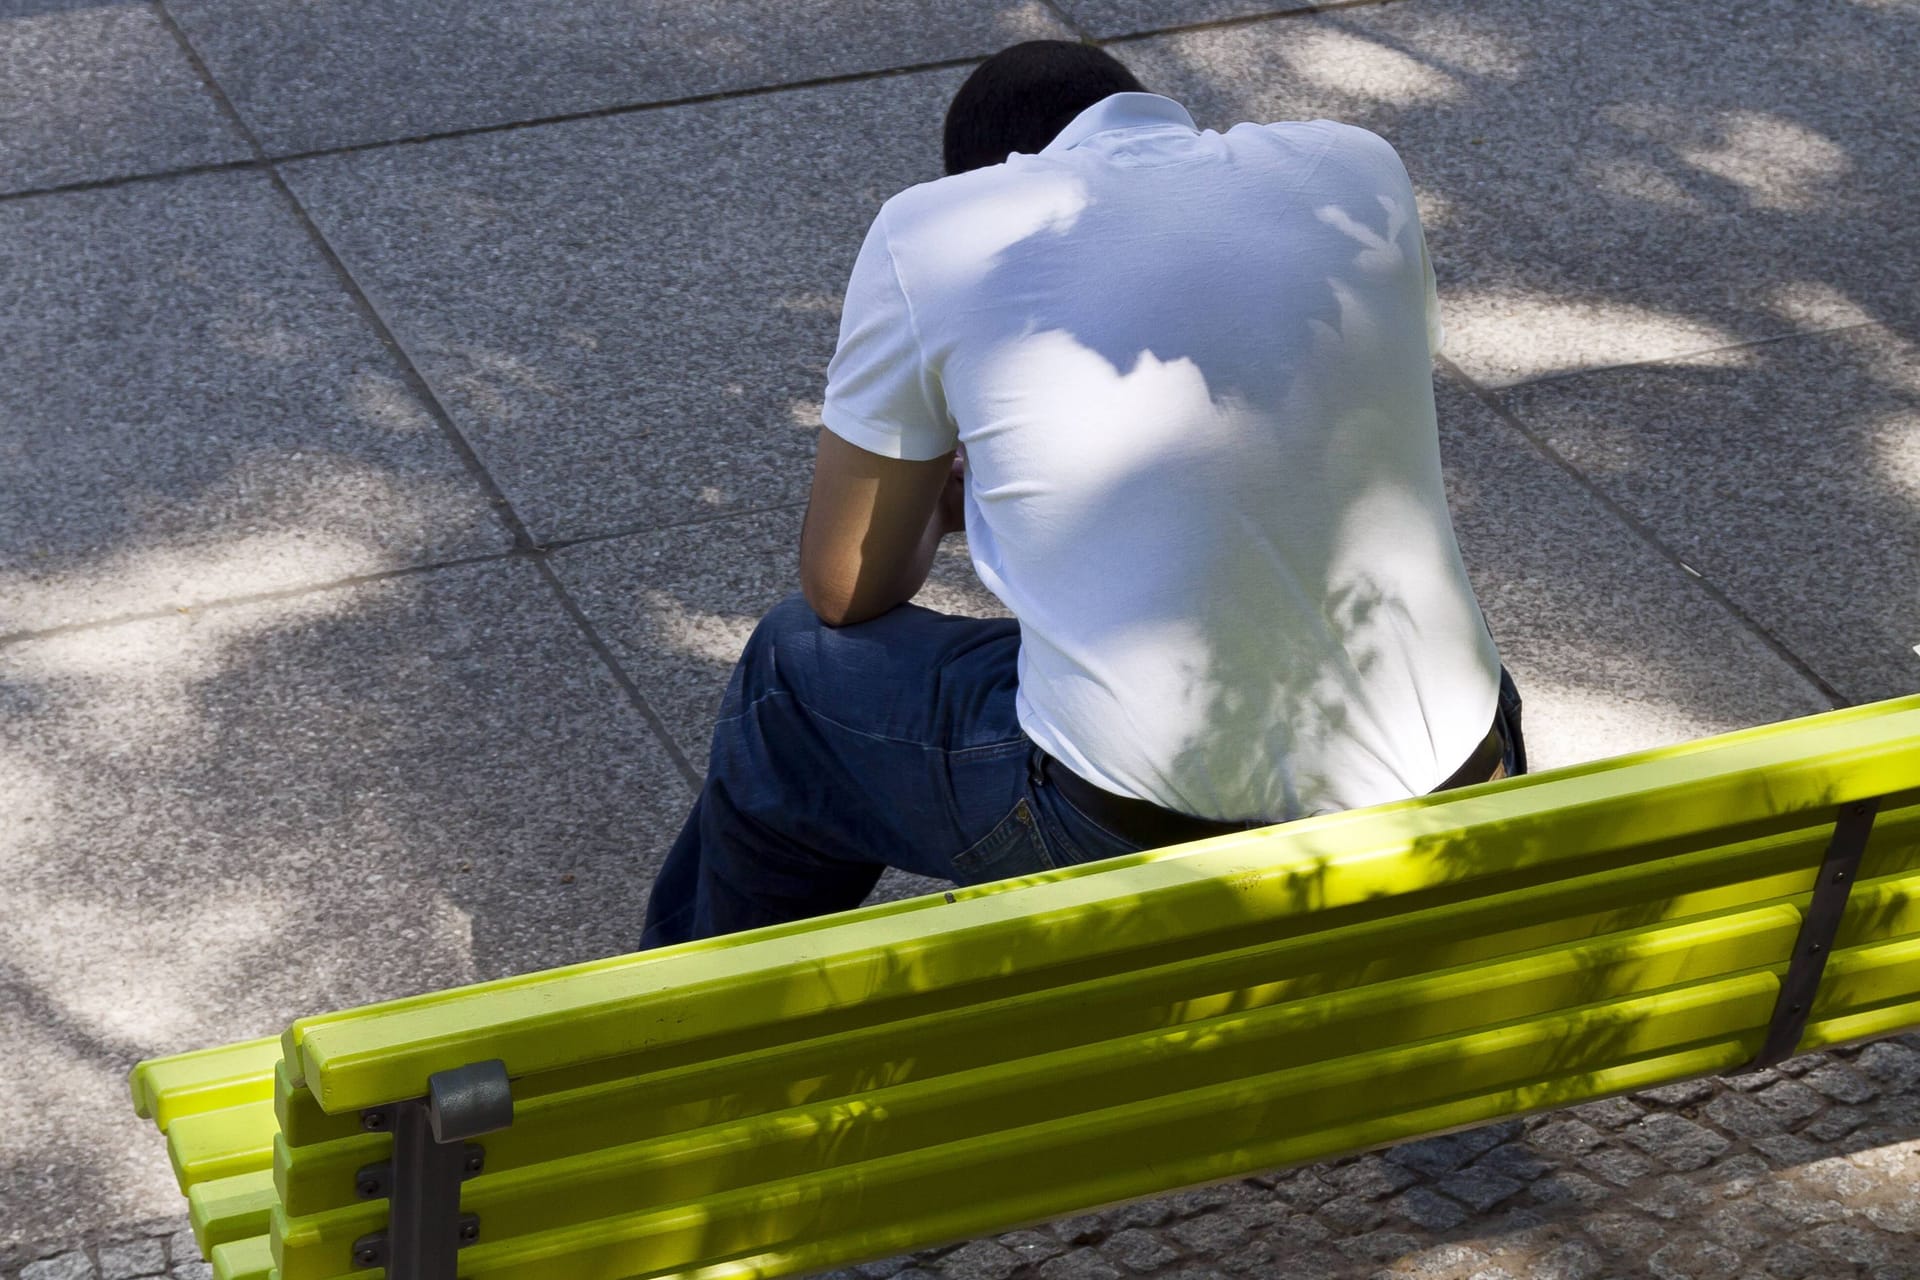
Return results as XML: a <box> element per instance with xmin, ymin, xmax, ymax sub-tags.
<box><xmin>937</xmin><ymin>156</ymin><xmax>1474</xmax><ymax>820</ymax></box>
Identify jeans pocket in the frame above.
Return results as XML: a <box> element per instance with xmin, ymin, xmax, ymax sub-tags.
<box><xmin>950</xmin><ymin>796</ymin><xmax>1052</xmax><ymax>886</ymax></box>
<box><xmin>1032</xmin><ymin>783</ymin><xmax>1151</xmax><ymax>871</ymax></box>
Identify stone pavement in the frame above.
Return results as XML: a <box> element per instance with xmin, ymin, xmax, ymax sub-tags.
<box><xmin>2</xmin><ymin>0</ymin><xmax>1917</xmax><ymax>1276</ymax></box>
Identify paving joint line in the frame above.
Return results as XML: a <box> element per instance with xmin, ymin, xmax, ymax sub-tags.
<box><xmin>0</xmin><ymin>550</ymin><xmax>518</xmax><ymax>649</ymax></box>
<box><xmin>532</xmin><ymin>557</ymin><xmax>704</xmax><ymax>789</ymax></box>
<box><xmin>0</xmin><ymin>51</ymin><xmax>987</xmax><ymax>206</ymax></box>
<box><xmin>146</xmin><ymin>4</ymin><xmax>527</xmax><ymax>551</ymax></box>
<box><xmin>145</xmin><ymin>0</ymin><xmax>703</xmax><ymax>787</ymax></box>
<box><xmin>1101</xmin><ymin>0</ymin><xmax>1423</xmax><ymax>44</ymax></box>
<box><xmin>1032</xmin><ymin>0</ymin><xmax>1095</xmax><ymax>42</ymax></box>
<box><xmin>0</xmin><ymin>502</ymin><xmax>815</xmax><ymax>649</ymax></box>
<box><xmin>1490</xmin><ymin>319</ymin><xmax>1891</xmax><ymax>395</ymax></box>
<box><xmin>0</xmin><ymin>0</ymin><xmax>1426</xmax><ymax>207</ymax></box>
<box><xmin>0</xmin><ymin>154</ymin><xmax>260</xmax><ymax>203</ymax></box>
<box><xmin>1436</xmin><ymin>354</ymin><xmax>1850</xmax><ymax>710</ymax></box>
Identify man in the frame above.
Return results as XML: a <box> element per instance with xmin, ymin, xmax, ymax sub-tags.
<box><xmin>639</xmin><ymin>41</ymin><xmax>1522</xmax><ymax>949</ymax></box>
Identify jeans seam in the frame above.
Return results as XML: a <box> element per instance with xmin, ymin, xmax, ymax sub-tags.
<box><xmin>724</xmin><ymin>687</ymin><xmax>1033</xmax><ymax>760</ymax></box>
<box><xmin>952</xmin><ymin>795</ymin><xmax>1050</xmax><ymax>879</ymax></box>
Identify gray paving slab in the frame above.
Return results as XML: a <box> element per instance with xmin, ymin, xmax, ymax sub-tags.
<box><xmin>551</xmin><ymin>508</ymin><xmax>1003</xmax><ymax>905</ymax></box>
<box><xmin>282</xmin><ymin>68</ymin><xmax>968</xmax><ymax>545</ymax></box>
<box><xmin>1118</xmin><ymin>0</ymin><xmax>1920</xmax><ymax>386</ymax></box>
<box><xmin>552</xmin><ymin>508</ymin><xmax>1004</xmax><ymax>766</ymax></box>
<box><xmin>164</xmin><ymin>0</ymin><xmax>1070</xmax><ymax>155</ymax></box>
<box><xmin>0</xmin><ymin>169</ymin><xmax>510</xmax><ymax>637</ymax></box>
<box><xmin>551</xmin><ymin>509</ymin><xmax>805</xmax><ymax>766</ymax></box>
<box><xmin>1055</xmin><ymin>0</ymin><xmax>1313</xmax><ymax>40</ymax></box>
<box><xmin>0</xmin><ymin>1</ymin><xmax>250</xmax><ymax>195</ymax></box>
<box><xmin>1497</xmin><ymin>325</ymin><xmax>1920</xmax><ymax>705</ymax></box>
<box><xmin>0</xmin><ymin>557</ymin><xmax>690</xmax><ymax>1252</ymax></box>
<box><xmin>1438</xmin><ymin>373</ymin><xmax>1835</xmax><ymax>768</ymax></box>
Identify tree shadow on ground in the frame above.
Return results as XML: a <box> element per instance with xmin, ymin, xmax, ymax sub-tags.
<box><xmin>4</xmin><ymin>0</ymin><xmax>1920</xmax><ymax>1262</ymax></box>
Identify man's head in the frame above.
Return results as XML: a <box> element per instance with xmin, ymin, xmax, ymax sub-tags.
<box><xmin>943</xmin><ymin>41</ymin><xmax>1148</xmax><ymax>176</ymax></box>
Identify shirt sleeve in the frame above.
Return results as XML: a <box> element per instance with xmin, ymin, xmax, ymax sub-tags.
<box><xmin>821</xmin><ymin>210</ymin><xmax>958</xmax><ymax>461</ymax></box>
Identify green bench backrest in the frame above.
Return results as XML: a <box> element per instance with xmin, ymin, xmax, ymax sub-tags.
<box><xmin>132</xmin><ymin>694</ymin><xmax>1920</xmax><ymax>1280</ymax></box>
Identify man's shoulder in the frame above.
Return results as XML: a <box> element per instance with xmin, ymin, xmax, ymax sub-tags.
<box><xmin>1233</xmin><ymin>117</ymin><xmax>1401</xmax><ymax>160</ymax></box>
<box><xmin>1235</xmin><ymin>118</ymin><xmax>1415</xmax><ymax>196</ymax></box>
<box><xmin>870</xmin><ymin>157</ymin><xmax>1087</xmax><ymax>274</ymax></box>
<box><xmin>876</xmin><ymin>156</ymin><xmax>1055</xmax><ymax>227</ymax></box>
<box><xmin>1318</xmin><ymin>120</ymin><xmax>1408</xmax><ymax>165</ymax></box>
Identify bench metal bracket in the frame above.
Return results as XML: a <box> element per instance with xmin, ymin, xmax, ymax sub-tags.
<box><xmin>350</xmin><ymin>1059</ymin><xmax>513</xmax><ymax>1280</ymax></box>
<box><xmin>1748</xmin><ymin>798</ymin><xmax>1880</xmax><ymax>1071</ymax></box>
<box><xmin>354</xmin><ymin>1142</ymin><xmax>485</xmax><ymax>1201</ymax></box>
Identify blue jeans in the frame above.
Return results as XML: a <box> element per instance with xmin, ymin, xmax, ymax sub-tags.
<box><xmin>639</xmin><ymin>593</ymin><xmax>1524</xmax><ymax>948</ymax></box>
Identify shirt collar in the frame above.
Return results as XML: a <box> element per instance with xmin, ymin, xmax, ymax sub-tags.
<box><xmin>1042</xmin><ymin>93</ymin><xmax>1199</xmax><ymax>155</ymax></box>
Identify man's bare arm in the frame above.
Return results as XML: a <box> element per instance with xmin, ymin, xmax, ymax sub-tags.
<box><xmin>799</xmin><ymin>428</ymin><xmax>963</xmax><ymax>627</ymax></box>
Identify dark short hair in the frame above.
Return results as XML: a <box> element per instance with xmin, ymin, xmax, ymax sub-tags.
<box><xmin>943</xmin><ymin>41</ymin><xmax>1148</xmax><ymax>176</ymax></box>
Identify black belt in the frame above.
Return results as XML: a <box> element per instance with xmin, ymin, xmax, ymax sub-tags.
<box><xmin>1036</xmin><ymin>717</ymin><xmax>1507</xmax><ymax>850</ymax></box>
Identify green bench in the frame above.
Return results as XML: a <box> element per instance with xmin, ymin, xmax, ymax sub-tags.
<box><xmin>131</xmin><ymin>693</ymin><xmax>1920</xmax><ymax>1280</ymax></box>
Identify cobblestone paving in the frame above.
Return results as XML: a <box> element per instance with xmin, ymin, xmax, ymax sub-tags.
<box><xmin>13</xmin><ymin>1039</ymin><xmax>1918</xmax><ymax>1280</ymax></box>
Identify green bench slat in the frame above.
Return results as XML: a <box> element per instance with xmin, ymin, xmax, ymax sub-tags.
<box><xmin>130</xmin><ymin>1037</ymin><xmax>282</xmax><ymax>1132</ymax></box>
<box><xmin>191</xmin><ymin>1170</ymin><xmax>279</xmax><ymax>1252</ymax></box>
<box><xmin>209</xmin><ymin>1233</ymin><xmax>274</xmax><ymax>1280</ymax></box>
<box><xmin>1810</xmin><ymin>933</ymin><xmax>1920</xmax><ymax>1032</ymax></box>
<box><xmin>274</xmin><ymin>1058</ymin><xmax>359</xmax><ymax>1148</ymax></box>
<box><xmin>285</xmin><ymin>697</ymin><xmax>1920</xmax><ymax>1115</ymax></box>
<box><xmin>1808</xmin><ymin>989</ymin><xmax>1920</xmax><ymax>1051</ymax></box>
<box><xmin>168</xmin><ymin>1100</ymin><xmax>276</xmax><ymax>1189</ymax></box>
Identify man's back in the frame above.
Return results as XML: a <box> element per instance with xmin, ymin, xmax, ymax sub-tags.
<box><xmin>826</xmin><ymin>94</ymin><xmax>1500</xmax><ymax>822</ymax></box>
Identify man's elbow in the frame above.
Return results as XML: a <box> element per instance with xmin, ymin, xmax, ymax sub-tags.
<box><xmin>799</xmin><ymin>565</ymin><xmax>860</xmax><ymax>628</ymax></box>
<box><xmin>803</xmin><ymin>575</ymin><xmax>902</xmax><ymax>629</ymax></box>
<box><xmin>803</xmin><ymin>590</ymin><xmax>855</xmax><ymax>629</ymax></box>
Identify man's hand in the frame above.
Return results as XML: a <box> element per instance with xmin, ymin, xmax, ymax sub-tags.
<box><xmin>799</xmin><ymin>428</ymin><xmax>960</xmax><ymax>627</ymax></box>
<box><xmin>937</xmin><ymin>447</ymin><xmax>967</xmax><ymax>538</ymax></box>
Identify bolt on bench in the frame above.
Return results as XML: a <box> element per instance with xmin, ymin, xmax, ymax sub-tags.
<box><xmin>131</xmin><ymin>694</ymin><xmax>1920</xmax><ymax>1280</ymax></box>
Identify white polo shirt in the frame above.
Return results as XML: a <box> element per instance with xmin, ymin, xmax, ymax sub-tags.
<box><xmin>822</xmin><ymin>92</ymin><xmax>1501</xmax><ymax>823</ymax></box>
